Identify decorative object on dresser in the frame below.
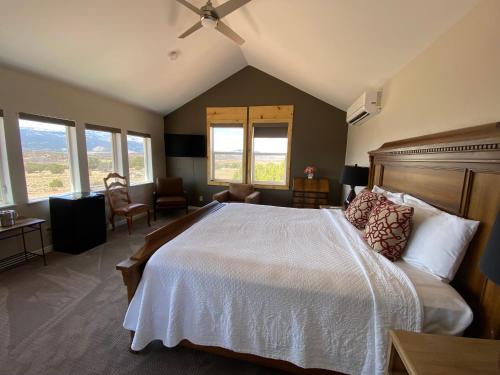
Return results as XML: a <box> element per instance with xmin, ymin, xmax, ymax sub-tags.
<box><xmin>0</xmin><ymin>217</ymin><xmax>46</xmax><ymax>271</ymax></box>
<box><xmin>153</xmin><ymin>177</ymin><xmax>188</xmax><ymax>220</ymax></box>
<box><xmin>292</xmin><ymin>177</ymin><xmax>329</xmax><ymax>208</ymax></box>
<box><xmin>212</xmin><ymin>183</ymin><xmax>260</xmax><ymax>204</ymax></box>
<box><xmin>386</xmin><ymin>330</ymin><xmax>500</xmax><ymax>375</ymax></box>
<box><xmin>104</xmin><ymin>173</ymin><xmax>151</xmax><ymax>234</ymax></box>
<box><xmin>340</xmin><ymin>164</ymin><xmax>369</xmax><ymax>208</ymax></box>
<box><xmin>303</xmin><ymin>166</ymin><xmax>316</xmax><ymax>179</ymax></box>
<box><xmin>49</xmin><ymin>192</ymin><xmax>106</xmax><ymax>254</ymax></box>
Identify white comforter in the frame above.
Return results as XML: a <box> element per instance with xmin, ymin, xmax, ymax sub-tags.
<box><xmin>124</xmin><ymin>204</ymin><xmax>422</xmax><ymax>374</ymax></box>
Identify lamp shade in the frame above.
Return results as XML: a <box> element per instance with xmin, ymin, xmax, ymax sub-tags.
<box><xmin>340</xmin><ymin>164</ymin><xmax>369</xmax><ymax>187</ymax></box>
<box><xmin>480</xmin><ymin>211</ymin><xmax>500</xmax><ymax>285</ymax></box>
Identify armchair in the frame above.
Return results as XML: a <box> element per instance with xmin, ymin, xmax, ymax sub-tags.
<box><xmin>212</xmin><ymin>183</ymin><xmax>261</xmax><ymax>204</ymax></box>
<box><xmin>153</xmin><ymin>177</ymin><xmax>188</xmax><ymax>220</ymax></box>
<box><xmin>103</xmin><ymin>173</ymin><xmax>151</xmax><ymax>235</ymax></box>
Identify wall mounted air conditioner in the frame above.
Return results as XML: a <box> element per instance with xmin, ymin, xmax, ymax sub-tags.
<box><xmin>346</xmin><ymin>91</ymin><xmax>382</xmax><ymax>126</ymax></box>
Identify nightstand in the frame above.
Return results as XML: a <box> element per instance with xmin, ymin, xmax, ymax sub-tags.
<box><xmin>387</xmin><ymin>330</ymin><xmax>500</xmax><ymax>375</ymax></box>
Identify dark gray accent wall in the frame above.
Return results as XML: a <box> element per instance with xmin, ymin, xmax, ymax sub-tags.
<box><xmin>164</xmin><ymin>66</ymin><xmax>347</xmax><ymax>207</ymax></box>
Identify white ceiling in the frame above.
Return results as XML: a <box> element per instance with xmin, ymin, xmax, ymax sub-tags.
<box><xmin>0</xmin><ymin>0</ymin><xmax>479</xmax><ymax>114</ymax></box>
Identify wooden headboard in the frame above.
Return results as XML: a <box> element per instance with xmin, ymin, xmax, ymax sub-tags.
<box><xmin>368</xmin><ymin>123</ymin><xmax>500</xmax><ymax>339</ymax></box>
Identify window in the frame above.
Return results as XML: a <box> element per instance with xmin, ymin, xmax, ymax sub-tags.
<box><xmin>19</xmin><ymin>113</ymin><xmax>76</xmax><ymax>200</ymax></box>
<box><xmin>249</xmin><ymin>124</ymin><xmax>290</xmax><ymax>186</ymax></box>
<box><xmin>127</xmin><ymin>131</ymin><xmax>152</xmax><ymax>185</ymax></box>
<box><xmin>207</xmin><ymin>106</ymin><xmax>293</xmax><ymax>189</ymax></box>
<box><xmin>207</xmin><ymin>107</ymin><xmax>247</xmax><ymax>185</ymax></box>
<box><xmin>85</xmin><ymin>124</ymin><xmax>121</xmax><ymax>190</ymax></box>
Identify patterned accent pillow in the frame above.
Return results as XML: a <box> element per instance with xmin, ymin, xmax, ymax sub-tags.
<box><xmin>345</xmin><ymin>189</ymin><xmax>387</xmax><ymax>229</ymax></box>
<box><xmin>365</xmin><ymin>201</ymin><xmax>414</xmax><ymax>262</ymax></box>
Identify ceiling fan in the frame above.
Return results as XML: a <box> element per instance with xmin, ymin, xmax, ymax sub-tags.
<box><xmin>176</xmin><ymin>0</ymin><xmax>251</xmax><ymax>45</ymax></box>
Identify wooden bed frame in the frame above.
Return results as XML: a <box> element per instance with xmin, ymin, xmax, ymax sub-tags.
<box><xmin>117</xmin><ymin>123</ymin><xmax>500</xmax><ymax>374</ymax></box>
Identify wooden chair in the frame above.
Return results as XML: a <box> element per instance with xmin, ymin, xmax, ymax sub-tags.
<box><xmin>103</xmin><ymin>173</ymin><xmax>151</xmax><ymax>235</ymax></box>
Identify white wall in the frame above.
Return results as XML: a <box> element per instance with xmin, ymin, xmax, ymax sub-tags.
<box><xmin>0</xmin><ymin>64</ymin><xmax>165</xmax><ymax>256</ymax></box>
<box><xmin>345</xmin><ymin>0</ymin><xmax>500</xmax><ymax>167</ymax></box>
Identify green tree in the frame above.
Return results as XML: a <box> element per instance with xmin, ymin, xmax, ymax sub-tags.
<box><xmin>47</xmin><ymin>164</ymin><xmax>65</xmax><ymax>174</ymax></box>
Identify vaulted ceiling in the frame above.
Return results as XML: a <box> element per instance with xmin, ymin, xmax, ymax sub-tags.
<box><xmin>0</xmin><ymin>0</ymin><xmax>479</xmax><ymax>114</ymax></box>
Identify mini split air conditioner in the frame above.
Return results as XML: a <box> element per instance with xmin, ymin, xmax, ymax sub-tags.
<box><xmin>346</xmin><ymin>91</ymin><xmax>382</xmax><ymax>126</ymax></box>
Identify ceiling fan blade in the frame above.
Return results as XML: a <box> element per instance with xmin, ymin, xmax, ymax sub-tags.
<box><xmin>215</xmin><ymin>20</ymin><xmax>245</xmax><ymax>45</ymax></box>
<box><xmin>176</xmin><ymin>0</ymin><xmax>202</xmax><ymax>15</ymax></box>
<box><xmin>214</xmin><ymin>0</ymin><xmax>252</xmax><ymax>18</ymax></box>
<box><xmin>178</xmin><ymin>21</ymin><xmax>203</xmax><ymax>38</ymax></box>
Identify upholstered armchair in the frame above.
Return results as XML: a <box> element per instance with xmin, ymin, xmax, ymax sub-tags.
<box><xmin>153</xmin><ymin>177</ymin><xmax>188</xmax><ymax>220</ymax></box>
<box><xmin>213</xmin><ymin>183</ymin><xmax>261</xmax><ymax>204</ymax></box>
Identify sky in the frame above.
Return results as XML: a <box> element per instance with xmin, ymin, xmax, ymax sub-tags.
<box><xmin>213</xmin><ymin>127</ymin><xmax>287</xmax><ymax>153</ymax></box>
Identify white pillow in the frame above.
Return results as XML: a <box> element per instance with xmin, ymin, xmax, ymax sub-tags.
<box><xmin>371</xmin><ymin>185</ymin><xmax>404</xmax><ymax>204</ymax></box>
<box><xmin>402</xmin><ymin>195</ymin><xmax>479</xmax><ymax>282</ymax></box>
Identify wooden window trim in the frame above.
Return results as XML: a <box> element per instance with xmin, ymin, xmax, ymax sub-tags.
<box><xmin>248</xmin><ymin>105</ymin><xmax>293</xmax><ymax>190</ymax></box>
<box><xmin>206</xmin><ymin>107</ymin><xmax>248</xmax><ymax>186</ymax></box>
<box><xmin>206</xmin><ymin>106</ymin><xmax>294</xmax><ymax>189</ymax></box>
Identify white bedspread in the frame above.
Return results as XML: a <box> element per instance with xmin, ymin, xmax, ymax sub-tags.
<box><xmin>124</xmin><ymin>204</ymin><xmax>422</xmax><ymax>374</ymax></box>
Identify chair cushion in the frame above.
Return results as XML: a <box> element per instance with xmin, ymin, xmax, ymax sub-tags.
<box><xmin>156</xmin><ymin>177</ymin><xmax>183</xmax><ymax>196</ymax></box>
<box><xmin>229</xmin><ymin>183</ymin><xmax>254</xmax><ymax>201</ymax></box>
<box><xmin>156</xmin><ymin>196</ymin><xmax>186</xmax><ymax>206</ymax></box>
<box><xmin>115</xmin><ymin>203</ymin><xmax>149</xmax><ymax>215</ymax></box>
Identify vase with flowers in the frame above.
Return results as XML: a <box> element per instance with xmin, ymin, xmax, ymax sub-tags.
<box><xmin>304</xmin><ymin>166</ymin><xmax>317</xmax><ymax>179</ymax></box>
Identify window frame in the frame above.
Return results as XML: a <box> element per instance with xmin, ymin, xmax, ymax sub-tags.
<box><xmin>206</xmin><ymin>107</ymin><xmax>248</xmax><ymax>186</ymax></box>
<box><xmin>85</xmin><ymin>123</ymin><xmax>121</xmax><ymax>191</ymax></box>
<box><xmin>0</xmin><ymin>110</ymin><xmax>13</xmax><ymax>206</ymax></box>
<box><xmin>247</xmin><ymin>106</ymin><xmax>293</xmax><ymax>190</ymax></box>
<box><xmin>18</xmin><ymin>112</ymin><xmax>77</xmax><ymax>202</ymax></box>
<box><xmin>126</xmin><ymin>131</ymin><xmax>153</xmax><ymax>186</ymax></box>
<box><xmin>206</xmin><ymin>106</ymin><xmax>293</xmax><ymax>189</ymax></box>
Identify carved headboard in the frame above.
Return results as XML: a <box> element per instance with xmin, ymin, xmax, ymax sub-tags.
<box><xmin>368</xmin><ymin>123</ymin><xmax>500</xmax><ymax>339</ymax></box>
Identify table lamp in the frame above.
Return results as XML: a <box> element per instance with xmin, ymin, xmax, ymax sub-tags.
<box><xmin>340</xmin><ymin>164</ymin><xmax>369</xmax><ymax>208</ymax></box>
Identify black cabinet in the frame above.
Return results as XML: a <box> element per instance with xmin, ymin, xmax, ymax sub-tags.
<box><xmin>49</xmin><ymin>192</ymin><xmax>106</xmax><ymax>254</ymax></box>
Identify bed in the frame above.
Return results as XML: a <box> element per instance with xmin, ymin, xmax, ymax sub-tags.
<box><xmin>117</xmin><ymin>123</ymin><xmax>500</xmax><ymax>374</ymax></box>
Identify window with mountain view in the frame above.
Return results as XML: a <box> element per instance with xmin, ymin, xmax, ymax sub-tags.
<box><xmin>206</xmin><ymin>106</ymin><xmax>293</xmax><ymax>188</ymax></box>
<box><xmin>127</xmin><ymin>133</ymin><xmax>152</xmax><ymax>185</ymax></box>
<box><xmin>250</xmin><ymin>124</ymin><xmax>289</xmax><ymax>186</ymax></box>
<box><xmin>19</xmin><ymin>113</ymin><xmax>75</xmax><ymax>200</ymax></box>
<box><xmin>210</xmin><ymin>126</ymin><xmax>245</xmax><ymax>183</ymax></box>
<box><xmin>85</xmin><ymin>125</ymin><xmax>119</xmax><ymax>190</ymax></box>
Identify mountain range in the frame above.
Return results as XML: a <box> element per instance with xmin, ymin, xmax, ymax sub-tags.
<box><xmin>20</xmin><ymin>128</ymin><xmax>144</xmax><ymax>153</ymax></box>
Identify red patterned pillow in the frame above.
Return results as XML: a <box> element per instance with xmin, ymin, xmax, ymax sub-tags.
<box><xmin>364</xmin><ymin>201</ymin><xmax>414</xmax><ymax>262</ymax></box>
<box><xmin>345</xmin><ymin>189</ymin><xmax>387</xmax><ymax>229</ymax></box>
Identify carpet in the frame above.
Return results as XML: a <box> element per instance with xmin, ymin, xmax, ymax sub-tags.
<box><xmin>0</xmin><ymin>211</ymin><xmax>285</xmax><ymax>375</ymax></box>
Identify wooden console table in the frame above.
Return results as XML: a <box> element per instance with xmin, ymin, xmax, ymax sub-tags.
<box><xmin>0</xmin><ymin>218</ymin><xmax>47</xmax><ymax>271</ymax></box>
<box><xmin>292</xmin><ymin>177</ymin><xmax>329</xmax><ymax>208</ymax></box>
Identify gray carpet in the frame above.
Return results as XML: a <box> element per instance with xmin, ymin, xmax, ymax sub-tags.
<box><xmin>0</xmin><ymin>211</ymin><xmax>286</xmax><ymax>375</ymax></box>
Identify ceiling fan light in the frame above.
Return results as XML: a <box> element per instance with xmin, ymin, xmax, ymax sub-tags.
<box><xmin>201</xmin><ymin>15</ymin><xmax>218</xmax><ymax>28</ymax></box>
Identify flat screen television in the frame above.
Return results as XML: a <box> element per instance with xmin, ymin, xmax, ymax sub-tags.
<box><xmin>164</xmin><ymin>133</ymin><xmax>206</xmax><ymax>157</ymax></box>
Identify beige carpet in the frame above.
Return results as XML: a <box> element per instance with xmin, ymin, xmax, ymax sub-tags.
<box><xmin>0</xmin><ymin>211</ymin><xmax>285</xmax><ymax>375</ymax></box>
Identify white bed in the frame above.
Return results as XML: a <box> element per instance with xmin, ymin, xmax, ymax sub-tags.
<box><xmin>124</xmin><ymin>203</ymin><xmax>471</xmax><ymax>375</ymax></box>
